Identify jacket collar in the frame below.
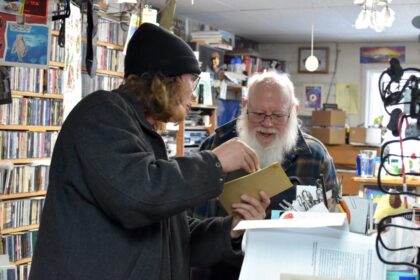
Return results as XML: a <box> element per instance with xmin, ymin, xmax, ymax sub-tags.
<box><xmin>113</xmin><ymin>87</ymin><xmax>157</xmax><ymax>134</ymax></box>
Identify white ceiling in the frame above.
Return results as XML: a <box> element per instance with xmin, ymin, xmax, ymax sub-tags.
<box><xmin>144</xmin><ymin>0</ymin><xmax>420</xmax><ymax>43</ymax></box>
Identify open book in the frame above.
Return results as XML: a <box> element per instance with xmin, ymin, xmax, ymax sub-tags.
<box><xmin>219</xmin><ymin>162</ymin><xmax>292</xmax><ymax>215</ymax></box>
<box><xmin>237</xmin><ymin>214</ymin><xmax>386</xmax><ymax>280</ymax></box>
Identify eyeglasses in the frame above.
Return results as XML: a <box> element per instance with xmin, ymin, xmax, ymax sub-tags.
<box><xmin>191</xmin><ymin>74</ymin><xmax>201</xmax><ymax>91</ymax></box>
<box><xmin>247</xmin><ymin>111</ymin><xmax>290</xmax><ymax>125</ymax></box>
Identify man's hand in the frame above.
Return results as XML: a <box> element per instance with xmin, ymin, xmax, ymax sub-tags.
<box><xmin>230</xmin><ymin>191</ymin><xmax>271</xmax><ymax>239</ymax></box>
<box><xmin>212</xmin><ymin>137</ymin><xmax>260</xmax><ymax>173</ymax></box>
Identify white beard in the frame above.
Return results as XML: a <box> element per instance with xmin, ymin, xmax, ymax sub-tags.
<box><xmin>237</xmin><ymin>109</ymin><xmax>299</xmax><ymax>168</ymax></box>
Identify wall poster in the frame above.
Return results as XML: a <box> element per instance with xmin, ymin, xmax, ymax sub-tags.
<box><xmin>304</xmin><ymin>84</ymin><xmax>322</xmax><ymax>110</ymax></box>
<box><xmin>0</xmin><ymin>0</ymin><xmax>52</xmax><ymax>68</ymax></box>
<box><xmin>360</xmin><ymin>46</ymin><xmax>406</xmax><ymax>63</ymax></box>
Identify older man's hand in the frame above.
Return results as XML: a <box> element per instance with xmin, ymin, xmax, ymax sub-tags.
<box><xmin>230</xmin><ymin>191</ymin><xmax>271</xmax><ymax>239</ymax></box>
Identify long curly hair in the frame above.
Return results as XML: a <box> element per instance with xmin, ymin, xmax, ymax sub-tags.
<box><xmin>122</xmin><ymin>73</ymin><xmax>187</xmax><ymax>123</ymax></box>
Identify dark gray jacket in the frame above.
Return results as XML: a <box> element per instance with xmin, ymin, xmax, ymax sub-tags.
<box><xmin>29</xmin><ymin>89</ymin><xmax>239</xmax><ymax>280</ymax></box>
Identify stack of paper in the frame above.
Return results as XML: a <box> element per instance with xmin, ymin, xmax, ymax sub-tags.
<box><xmin>235</xmin><ymin>213</ymin><xmax>386</xmax><ymax>280</ymax></box>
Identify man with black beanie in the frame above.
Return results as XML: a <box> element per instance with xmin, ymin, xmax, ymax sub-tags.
<box><xmin>29</xmin><ymin>23</ymin><xmax>270</xmax><ymax>280</ymax></box>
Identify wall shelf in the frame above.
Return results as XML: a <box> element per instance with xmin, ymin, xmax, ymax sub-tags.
<box><xmin>49</xmin><ymin>61</ymin><xmax>65</xmax><ymax>68</ymax></box>
<box><xmin>14</xmin><ymin>258</ymin><xmax>32</xmax><ymax>266</ymax></box>
<box><xmin>0</xmin><ymin>191</ymin><xmax>47</xmax><ymax>200</ymax></box>
<box><xmin>12</xmin><ymin>91</ymin><xmax>63</xmax><ymax>99</ymax></box>
<box><xmin>0</xmin><ymin>158</ymin><xmax>51</xmax><ymax>164</ymax></box>
<box><xmin>0</xmin><ymin>125</ymin><xmax>61</xmax><ymax>132</ymax></box>
<box><xmin>0</xmin><ymin>224</ymin><xmax>39</xmax><ymax>235</ymax></box>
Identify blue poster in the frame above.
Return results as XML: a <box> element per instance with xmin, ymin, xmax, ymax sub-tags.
<box><xmin>5</xmin><ymin>22</ymin><xmax>48</xmax><ymax>66</ymax></box>
<box><xmin>304</xmin><ymin>85</ymin><xmax>322</xmax><ymax>110</ymax></box>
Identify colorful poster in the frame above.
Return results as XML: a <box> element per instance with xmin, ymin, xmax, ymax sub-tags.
<box><xmin>360</xmin><ymin>46</ymin><xmax>406</xmax><ymax>63</ymax></box>
<box><xmin>304</xmin><ymin>84</ymin><xmax>322</xmax><ymax>110</ymax></box>
<box><xmin>0</xmin><ymin>0</ymin><xmax>23</xmax><ymax>16</ymax></box>
<box><xmin>24</xmin><ymin>0</ymin><xmax>48</xmax><ymax>17</ymax></box>
<box><xmin>0</xmin><ymin>0</ymin><xmax>48</xmax><ymax>17</ymax></box>
<box><xmin>0</xmin><ymin>4</ymin><xmax>50</xmax><ymax>68</ymax></box>
<box><xmin>4</xmin><ymin>22</ymin><xmax>48</xmax><ymax>65</ymax></box>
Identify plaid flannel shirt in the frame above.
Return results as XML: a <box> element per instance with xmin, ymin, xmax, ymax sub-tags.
<box><xmin>191</xmin><ymin>118</ymin><xmax>340</xmax><ymax>219</ymax></box>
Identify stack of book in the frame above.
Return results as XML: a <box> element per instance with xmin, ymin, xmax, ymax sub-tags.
<box><xmin>190</xmin><ymin>30</ymin><xmax>234</xmax><ymax>50</ymax></box>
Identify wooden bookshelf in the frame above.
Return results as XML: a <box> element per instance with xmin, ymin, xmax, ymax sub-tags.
<box><xmin>185</xmin><ymin>125</ymin><xmax>213</xmax><ymax>131</ymax></box>
<box><xmin>53</xmin><ymin>29</ymin><xmax>125</xmax><ymax>51</ymax></box>
<box><xmin>0</xmin><ymin>125</ymin><xmax>61</xmax><ymax>131</ymax></box>
<box><xmin>11</xmin><ymin>91</ymin><xmax>63</xmax><ymax>99</ymax></box>
<box><xmin>0</xmin><ymin>158</ymin><xmax>51</xmax><ymax>164</ymax></box>
<box><xmin>176</xmin><ymin>120</ymin><xmax>185</xmax><ymax>157</ymax></box>
<box><xmin>14</xmin><ymin>258</ymin><xmax>32</xmax><ymax>266</ymax></box>
<box><xmin>49</xmin><ymin>61</ymin><xmax>65</xmax><ymax>68</ymax></box>
<box><xmin>96</xmin><ymin>69</ymin><xmax>124</xmax><ymax>78</ymax></box>
<box><xmin>325</xmin><ymin>144</ymin><xmax>381</xmax><ymax>195</ymax></box>
<box><xmin>352</xmin><ymin>176</ymin><xmax>420</xmax><ymax>198</ymax></box>
<box><xmin>97</xmin><ymin>41</ymin><xmax>124</xmax><ymax>51</ymax></box>
<box><xmin>352</xmin><ymin>176</ymin><xmax>420</xmax><ymax>186</ymax></box>
<box><xmin>226</xmin><ymin>50</ymin><xmax>260</xmax><ymax>57</ymax></box>
<box><xmin>179</xmin><ymin>105</ymin><xmax>217</xmax><ymax>156</ymax></box>
<box><xmin>0</xmin><ymin>225</ymin><xmax>39</xmax><ymax>235</ymax></box>
<box><xmin>0</xmin><ymin>191</ymin><xmax>47</xmax><ymax>200</ymax></box>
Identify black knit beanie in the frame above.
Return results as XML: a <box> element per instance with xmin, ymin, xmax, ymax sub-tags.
<box><xmin>124</xmin><ymin>23</ymin><xmax>201</xmax><ymax>78</ymax></box>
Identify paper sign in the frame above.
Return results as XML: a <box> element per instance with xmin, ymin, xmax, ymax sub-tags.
<box><xmin>219</xmin><ymin>162</ymin><xmax>292</xmax><ymax>215</ymax></box>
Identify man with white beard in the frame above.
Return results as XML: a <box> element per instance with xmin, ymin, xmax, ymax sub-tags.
<box><xmin>190</xmin><ymin>71</ymin><xmax>340</xmax><ymax>280</ymax></box>
<box><xmin>194</xmin><ymin>71</ymin><xmax>339</xmax><ymax>217</ymax></box>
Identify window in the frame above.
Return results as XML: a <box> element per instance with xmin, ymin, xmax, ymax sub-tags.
<box><xmin>365</xmin><ymin>69</ymin><xmax>418</xmax><ymax>128</ymax></box>
<box><xmin>365</xmin><ymin>67</ymin><xmax>419</xmax><ymax>157</ymax></box>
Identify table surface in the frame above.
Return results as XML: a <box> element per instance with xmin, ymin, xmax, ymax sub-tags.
<box><xmin>352</xmin><ymin>176</ymin><xmax>420</xmax><ymax>186</ymax></box>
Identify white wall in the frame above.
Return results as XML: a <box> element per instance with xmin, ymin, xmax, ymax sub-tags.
<box><xmin>259</xmin><ymin>42</ymin><xmax>420</xmax><ymax>127</ymax></box>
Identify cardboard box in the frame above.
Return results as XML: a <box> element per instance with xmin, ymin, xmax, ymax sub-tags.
<box><xmin>349</xmin><ymin>127</ymin><xmax>382</xmax><ymax>145</ymax></box>
<box><xmin>311</xmin><ymin>127</ymin><xmax>346</xmax><ymax>144</ymax></box>
<box><xmin>312</xmin><ymin>110</ymin><xmax>346</xmax><ymax>126</ymax></box>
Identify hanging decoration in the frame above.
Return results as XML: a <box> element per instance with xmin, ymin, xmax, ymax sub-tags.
<box><xmin>354</xmin><ymin>0</ymin><xmax>395</xmax><ymax>32</ymax></box>
<box><xmin>305</xmin><ymin>24</ymin><xmax>319</xmax><ymax>72</ymax></box>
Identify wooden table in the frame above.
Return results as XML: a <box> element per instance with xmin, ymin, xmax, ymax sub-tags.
<box><xmin>352</xmin><ymin>176</ymin><xmax>420</xmax><ymax>197</ymax></box>
<box><xmin>324</xmin><ymin>144</ymin><xmax>381</xmax><ymax>195</ymax></box>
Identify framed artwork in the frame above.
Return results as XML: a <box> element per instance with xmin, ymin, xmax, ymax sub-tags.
<box><xmin>298</xmin><ymin>47</ymin><xmax>329</xmax><ymax>74</ymax></box>
<box><xmin>304</xmin><ymin>84</ymin><xmax>323</xmax><ymax>110</ymax></box>
<box><xmin>360</xmin><ymin>46</ymin><xmax>406</xmax><ymax>63</ymax></box>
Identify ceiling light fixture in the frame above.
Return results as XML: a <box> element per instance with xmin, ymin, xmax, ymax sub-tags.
<box><xmin>305</xmin><ymin>24</ymin><xmax>319</xmax><ymax>72</ymax></box>
<box><xmin>354</xmin><ymin>0</ymin><xmax>395</xmax><ymax>32</ymax></box>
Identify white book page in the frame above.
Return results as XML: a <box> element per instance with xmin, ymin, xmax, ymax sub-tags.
<box><xmin>239</xmin><ymin>228</ymin><xmax>386</xmax><ymax>280</ymax></box>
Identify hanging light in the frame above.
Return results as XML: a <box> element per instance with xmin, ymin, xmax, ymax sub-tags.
<box><xmin>353</xmin><ymin>0</ymin><xmax>365</xmax><ymax>6</ymax></box>
<box><xmin>355</xmin><ymin>8</ymin><xmax>370</xmax><ymax>29</ymax></box>
<box><xmin>305</xmin><ymin>24</ymin><xmax>319</xmax><ymax>72</ymax></box>
<box><xmin>376</xmin><ymin>0</ymin><xmax>392</xmax><ymax>5</ymax></box>
<box><xmin>353</xmin><ymin>0</ymin><xmax>395</xmax><ymax>32</ymax></box>
<box><xmin>380</xmin><ymin>5</ymin><xmax>395</xmax><ymax>27</ymax></box>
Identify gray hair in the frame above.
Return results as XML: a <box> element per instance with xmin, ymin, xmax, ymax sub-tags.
<box><xmin>247</xmin><ymin>71</ymin><xmax>299</xmax><ymax>107</ymax></box>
